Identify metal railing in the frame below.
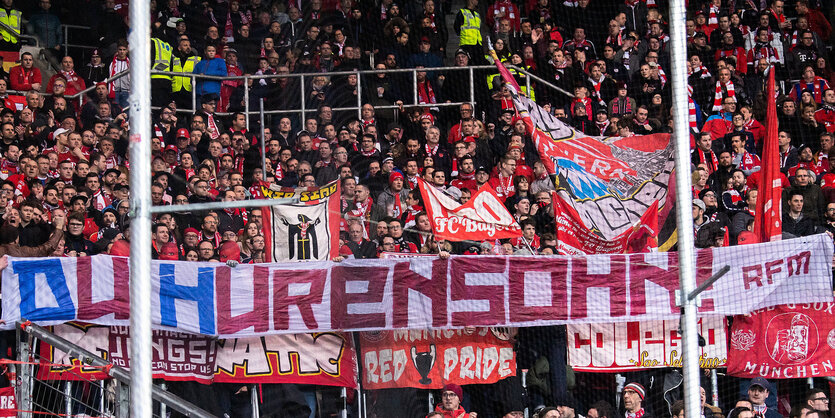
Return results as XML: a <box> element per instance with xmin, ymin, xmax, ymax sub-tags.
<box><xmin>14</xmin><ymin>321</ymin><xmax>214</xmax><ymax>418</ymax></box>
<box><xmin>62</xmin><ymin>24</ymin><xmax>96</xmax><ymax>56</ymax></box>
<box><xmin>6</xmin><ymin>63</ymin><xmax>572</xmax><ymax>133</ymax></box>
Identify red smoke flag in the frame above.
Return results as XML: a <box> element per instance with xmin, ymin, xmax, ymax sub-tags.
<box><xmin>753</xmin><ymin>68</ymin><xmax>782</xmax><ymax>242</ymax></box>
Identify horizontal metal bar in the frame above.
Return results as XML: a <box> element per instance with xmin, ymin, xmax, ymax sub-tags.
<box><xmin>688</xmin><ymin>265</ymin><xmax>730</xmax><ymax>302</ymax></box>
<box><xmin>149</xmin><ymin>196</ymin><xmax>299</xmax><ymax>214</ymax></box>
<box><xmin>507</xmin><ymin>64</ymin><xmax>574</xmax><ymax>98</ymax></box>
<box><xmin>20</xmin><ymin>322</ymin><xmax>214</xmax><ymax>418</ymax></box>
<box><xmin>61</xmin><ymin>24</ymin><xmax>91</xmax><ymax>29</ymax></box>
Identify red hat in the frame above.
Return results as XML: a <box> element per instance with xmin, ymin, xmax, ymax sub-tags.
<box><xmin>219</xmin><ymin>241</ymin><xmax>241</xmax><ymax>262</ymax></box>
<box><xmin>109</xmin><ymin>239</ymin><xmax>131</xmax><ymax>256</ymax></box>
<box><xmin>461</xmin><ymin>136</ymin><xmax>476</xmax><ymax>143</ymax></box>
<box><xmin>159</xmin><ymin>242</ymin><xmax>180</xmax><ymax>260</ymax></box>
<box><xmin>508</xmin><ymin>143</ymin><xmax>523</xmax><ymax>151</ymax></box>
<box><xmin>389</xmin><ymin>171</ymin><xmax>404</xmax><ymax>184</ymax></box>
<box><xmin>822</xmin><ymin>172</ymin><xmax>835</xmax><ymax>189</ymax></box>
<box><xmin>420</xmin><ymin>36</ymin><xmax>431</xmax><ymax>44</ymax></box>
<box><xmin>515</xmin><ymin>164</ymin><xmax>533</xmax><ymax>182</ymax></box>
<box><xmin>419</xmin><ymin>112</ymin><xmax>435</xmax><ymax>123</ymax></box>
<box><xmin>737</xmin><ymin>231</ymin><xmax>760</xmax><ymax>245</ymax></box>
<box><xmin>184</xmin><ymin>227</ymin><xmax>200</xmax><ymax>235</ymax></box>
<box><xmin>164</xmin><ymin>144</ymin><xmax>179</xmax><ymax>153</ymax></box>
<box><xmin>442</xmin><ymin>384</ymin><xmax>463</xmax><ymax>400</ymax></box>
<box><xmin>96</xmin><ymin>81</ymin><xmax>107</xmax><ymax>88</ymax></box>
<box><xmin>176</xmin><ymin>128</ymin><xmax>189</xmax><ymax>138</ymax></box>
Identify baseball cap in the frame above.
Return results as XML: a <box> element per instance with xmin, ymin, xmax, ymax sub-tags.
<box><xmin>747</xmin><ymin>377</ymin><xmax>770</xmax><ymax>391</ymax></box>
<box><xmin>476</xmin><ymin>166</ymin><xmax>489</xmax><ymax>174</ymax></box>
<box><xmin>693</xmin><ymin>199</ymin><xmax>706</xmax><ymax>211</ymax></box>
<box><xmin>420</xmin><ymin>36</ymin><xmax>431</xmax><ymax>44</ymax></box>
<box><xmin>176</xmin><ymin>128</ymin><xmax>189</xmax><ymax>138</ymax></box>
<box><xmin>164</xmin><ymin>144</ymin><xmax>178</xmax><ymax>153</ymax></box>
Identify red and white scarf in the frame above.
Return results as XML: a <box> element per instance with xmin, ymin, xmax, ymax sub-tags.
<box><xmin>687</xmin><ymin>85</ymin><xmax>698</xmax><ymax>131</ymax></box>
<box><xmin>108</xmin><ymin>56</ymin><xmax>129</xmax><ymax>97</ymax></box>
<box><xmin>206</xmin><ymin>113</ymin><xmax>220</xmax><ymax>140</ymax></box>
<box><xmin>589</xmin><ymin>76</ymin><xmax>606</xmax><ymax>107</ymax></box>
<box><xmin>417</xmin><ymin>81</ymin><xmax>437</xmax><ymax>105</ymax></box>
<box><xmin>425</xmin><ymin>143</ymin><xmax>439</xmax><ymax>157</ymax></box>
<box><xmin>707</xmin><ymin>5</ymin><xmax>720</xmax><ymax>33</ymax></box>
<box><xmin>625</xmin><ymin>409</ymin><xmax>646</xmax><ymax>418</ymax></box>
<box><xmin>713</xmin><ymin>80</ymin><xmax>735</xmax><ymax>112</ymax></box>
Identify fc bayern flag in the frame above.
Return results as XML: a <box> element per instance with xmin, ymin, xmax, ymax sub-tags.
<box><xmin>727</xmin><ymin>304</ymin><xmax>835</xmax><ymax>378</ymax></box>
<box><xmin>753</xmin><ymin>68</ymin><xmax>782</xmax><ymax>242</ymax></box>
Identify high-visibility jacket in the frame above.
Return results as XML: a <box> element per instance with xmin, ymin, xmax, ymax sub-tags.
<box><xmin>0</xmin><ymin>8</ymin><xmax>21</xmax><ymax>44</ymax></box>
<box><xmin>171</xmin><ymin>55</ymin><xmax>201</xmax><ymax>92</ymax></box>
<box><xmin>151</xmin><ymin>38</ymin><xmax>173</xmax><ymax>81</ymax></box>
<box><xmin>486</xmin><ymin>61</ymin><xmax>535</xmax><ymax>100</ymax></box>
<box><xmin>459</xmin><ymin>9</ymin><xmax>482</xmax><ymax>46</ymax></box>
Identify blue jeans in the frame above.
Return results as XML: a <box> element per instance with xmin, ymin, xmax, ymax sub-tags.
<box><xmin>115</xmin><ymin>90</ymin><xmax>130</xmax><ymax>110</ymax></box>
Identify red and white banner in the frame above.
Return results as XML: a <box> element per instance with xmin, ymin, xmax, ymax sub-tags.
<box><xmin>0</xmin><ymin>387</ymin><xmax>15</xmax><ymax>418</ymax></box>
<box><xmin>568</xmin><ymin>318</ymin><xmax>727</xmax><ymax>372</ymax></box>
<box><xmin>727</xmin><ymin>304</ymin><xmax>835</xmax><ymax>378</ymax></box>
<box><xmin>418</xmin><ymin>178</ymin><xmax>521</xmax><ymax>241</ymax></box>
<box><xmin>493</xmin><ymin>57</ymin><xmax>677</xmax><ymax>250</ymax></box>
<box><xmin>261</xmin><ymin>181</ymin><xmax>341</xmax><ymax>262</ymax></box>
<box><xmin>2</xmin><ymin>235</ymin><xmax>832</xmax><ymax>335</ymax></box>
<box><xmin>359</xmin><ymin>328</ymin><xmax>516</xmax><ymax>389</ymax></box>
<box><xmin>554</xmin><ymin>192</ymin><xmax>659</xmax><ymax>254</ymax></box>
<box><xmin>40</xmin><ymin>324</ymin><xmax>358</xmax><ymax>387</ymax></box>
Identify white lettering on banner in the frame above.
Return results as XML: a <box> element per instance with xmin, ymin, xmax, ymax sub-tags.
<box><xmin>568</xmin><ymin>318</ymin><xmax>728</xmax><ymax>371</ymax></box>
<box><xmin>2</xmin><ymin>236</ymin><xmax>833</xmax><ymax>336</ymax></box>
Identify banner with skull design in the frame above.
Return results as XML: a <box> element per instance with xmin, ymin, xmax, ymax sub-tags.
<box><xmin>261</xmin><ymin>181</ymin><xmax>341</xmax><ymax>262</ymax></box>
<box><xmin>359</xmin><ymin>328</ymin><xmax>517</xmax><ymax>389</ymax></box>
<box><xmin>727</xmin><ymin>304</ymin><xmax>835</xmax><ymax>378</ymax></box>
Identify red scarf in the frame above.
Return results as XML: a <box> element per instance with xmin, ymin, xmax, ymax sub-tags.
<box><xmin>707</xmin><ymin>5</ymin><xmax>720</xmax><ymax>33</ymax></box>
<box><xmin>425</xmin><ymin>143</ymin><xmax>439</xmax><ymax>156</ymax></box>
<box><xmin>417</xmin><ymin>81</ymin><xmax>437</xmax><ymax>104</ymax></box>
<box><xmin>698</xmin><ymin>148</ymin><xmax>719</xmax><ymax>174</ymax></box>
<box><xmin>589</xmin><ymin>76</ymin><xmax>606</xmax><ymax>107</ymax></box>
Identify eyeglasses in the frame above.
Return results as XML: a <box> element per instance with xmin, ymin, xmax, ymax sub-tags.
<box><xmin>69</xmin><ymin>223</ymin><xmax>84</xmax><ymax>227</ymax></box>
<box><xmin>441</xmin><ymin>393</ymin><xmax>457</xmax><ymax>399</ymax></box>
<box><xmin>811</xmin><ymin>397</ymin><xmax>829</xmax><ymax>402</ymax></box>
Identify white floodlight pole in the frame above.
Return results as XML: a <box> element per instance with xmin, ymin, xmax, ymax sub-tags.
<box><xmin>127</xmin><ymin>0</ymin><xmax>153</xmax><ymax>416</ymax></box>
<box><xmin>668</xmin><ymin>0</ymin><xmax>702</xmax><ymax>417</ymax></box>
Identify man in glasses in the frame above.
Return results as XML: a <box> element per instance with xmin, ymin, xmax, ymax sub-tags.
<box><xmin>435</xmin><ymin>383</ymin><xmax>476</xmax><ymax>418</ymax></box>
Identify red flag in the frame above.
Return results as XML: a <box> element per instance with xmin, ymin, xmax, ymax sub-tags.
<box><xmin>753</xmin><ymin>69</ymin><xmax>782</xmax><ymax>242</ymax></box>
<box><xmin>417</xmin><ymin>178</ymin><xmax>522</xmax><ymax>241</ymax></box>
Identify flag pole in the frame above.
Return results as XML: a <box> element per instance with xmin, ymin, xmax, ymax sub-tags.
<box><xmin>668</xmin><ymin>0</ymin><xmax>702</xmax><ymax>416</ymax></box>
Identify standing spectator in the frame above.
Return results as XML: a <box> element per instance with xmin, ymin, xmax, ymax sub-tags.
<box><xmin>0</xmin><ymin>0</ymin><xmax>22</xmax><ymax>52</ymax></box>
<box><xmin>80</xmin><ymin>49</ymin><xmax>108</xmax><ymax>86</ymax></box>
<box><xmin>27</xmin><ymin>0</ymin><xmax>62</xmax><ymax>66</ymax></box>
<box><xmin>108</xmin><ymin>39</ymin><xmax>131</xmax><ymax>109</ymax></box>
<box><xmin>454</xmin><ymin>0</ymin><xmax>484</xmax><ymax>66</ymax></box>
<box><xmin>193</xmin><ymin>44</ymin><xmax>227</xmax><ymax>99</ymax></box>
<box><xmin>622</xmin><ymin>382</ymin><xmax>652</xmax><ymax>418</ymax></box>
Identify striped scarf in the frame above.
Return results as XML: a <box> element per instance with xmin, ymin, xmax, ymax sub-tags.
<box><xmin>108</xmin><ymin>56</ymin><xmax>129</xmax><ymax>98</ymax></box>
<box><xmin>687</xmin><ymin>84</ymin><xmax>698</xmax><ymax>131</ymax></box>
<box><xmin>713</xmin><ymin>80</ymin><xmax>735</xmax><ymax>112</ymax></box>
<box><xmin>707</xmin><ymin>5</ymin><xmax>720</xmax><ymax>33</ymax></box>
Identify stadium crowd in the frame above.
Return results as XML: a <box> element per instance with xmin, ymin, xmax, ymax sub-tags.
<box><xmin>0</xmin><ymin>0</ymin><xmax>833</xmax><ymax>416</ymax></box>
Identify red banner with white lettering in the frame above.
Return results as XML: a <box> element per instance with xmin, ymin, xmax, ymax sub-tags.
<box><xmin>39</xmin><ymin>324</ymin><xmax>358</xmax><ymax>387</ymax></box>
<box><xmin>418</xmin><ymin>178</ymin><xmax>521</xmax><ymax>241</ymax></box>
<box><xmin>727</xmin><ymin>304</ymin><xmax>835</xmax><ymax>378</ymax></box>
<box><xmin>568</xmin><ymin>318</ymin><xmax>727</xmax><ymax>372</ymax></box>
<box><xmin>554</xmin><ymin>192</ymin><xmax>659</xmax><ymax>254</ymax></box>
<box><xmin>0</xmin><ymin>387</ymin><xmax>14</xmax><ymax>418</ymax></box>
<box><xmin>359</xmin><ymin>328</ymin><xmax>516</xmax><ymax>389</ymax></box>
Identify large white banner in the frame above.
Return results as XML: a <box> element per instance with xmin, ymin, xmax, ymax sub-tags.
<box><xmin>1</xmin><ymin>235</ymin><xmax>832</xmax><ymax>337</ymax></box>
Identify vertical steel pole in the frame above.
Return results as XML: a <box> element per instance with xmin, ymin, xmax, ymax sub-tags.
<box><xmin>191</xmin><ymin>75</ymin><xmax>197</xmax><ymax>112</ymax></box>
<box><xmin>300</xmin><ymin>74</ymin><xmax>306</xmax><ymax>123</ymax></box>
<box><xmin>251</xmin><ymin>385</ymin><xmax>261</xmax><ymax>418</ymax></box>
<box><xmin>260</xmin><ymin>98</ymin><xmax>267</xmax><ymax>176</ymax></box>
<box><xmin>160</xmin><ymin>382</ymin><xmax>167</xmax><ymax>417</ymax></box>
<box><xmin>669</xmin><ymin>0</ymin><xmax>700</xmax><ymax>416</ymax></box>
<box><xmin>17</xmin><ymin>330</ymin><xmax>32</xmax><ymax>418</ymax></box>
<box><xmin>64</xmin><ymin>381</ymin><xmax>72</xmax><ymax>416</ymax></box>
<box><xmin>711</xmin><ymin>370</ymin><xmax>719</xmax><ymax>407</ymax></box>
<box><xmin>356</xmin><ymin>69</ymin><xmax>362</xmax><ymax>120</ymax></box>
<box><xmin>244</xmin><ymin>75</ymin><xmax>250</xmax><ymax>130</ymax></box>
<box><xmin>412</xmin><ymin>70</ymin><xmax>418</xmax><ymax>107</ymax></box>
<box><xmin>128</xmin><ymin>0</ymin><xmax>153</xmax><ymax>415</ymax></box>
<box><xmin>469</xmin><ymin>67</ymin><xmax>475</xmax><ymax>108</ymax></box>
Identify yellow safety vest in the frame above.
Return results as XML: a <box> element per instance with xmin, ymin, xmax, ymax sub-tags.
<box><xmin>171</xmin><ymin>55</ymin><xmax>201</xmax><ymax>92</ymax></box>
<box><xmin>151</xmin><ymin>38</ymin><xmax>173</xmax><ymax>81</ymax></box>
<box><xmin>0</xmin><ymin>9</ymin><xmax>21</xmax><ymax>44</ymax></box>
<box><xmin>486</xmin><ymin>64</ymin><xmax>535</xmax><ymax>100</ymax></box>
<box><xmin>459</xmin><ymin>9</ymin><xmax>482</xmax><ymax>46</ymax></box>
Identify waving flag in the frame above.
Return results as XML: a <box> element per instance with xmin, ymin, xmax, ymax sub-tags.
<box><xmin>492</xmin><ymin>60</ymin><xmax>676</xmax><ymax>252</ymax></box>
<box><xmin>753</xmin><ymin>69</ymin><xmax>782</xmax><ymax>242</ymax></box>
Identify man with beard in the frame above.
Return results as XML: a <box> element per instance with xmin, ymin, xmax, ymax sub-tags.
<box><xmin>171</xmin><ymin>36</ymin><xmax>201</xmax><ymax>108</ymax></box>
<box><xmin>374</xmin><ymin>171</ymin><xmax>409</xmax><ymax>219</ymax></box>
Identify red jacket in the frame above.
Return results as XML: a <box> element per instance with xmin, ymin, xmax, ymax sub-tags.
<box><xmin>435</xmin><ymin>405</ymin><xmax>469</xmax><ymax>418</ymax></box>
<box><xmin>9</xmin><ymin>65</ymin><xmax>42</xmax><ymax>91</ymax></box>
